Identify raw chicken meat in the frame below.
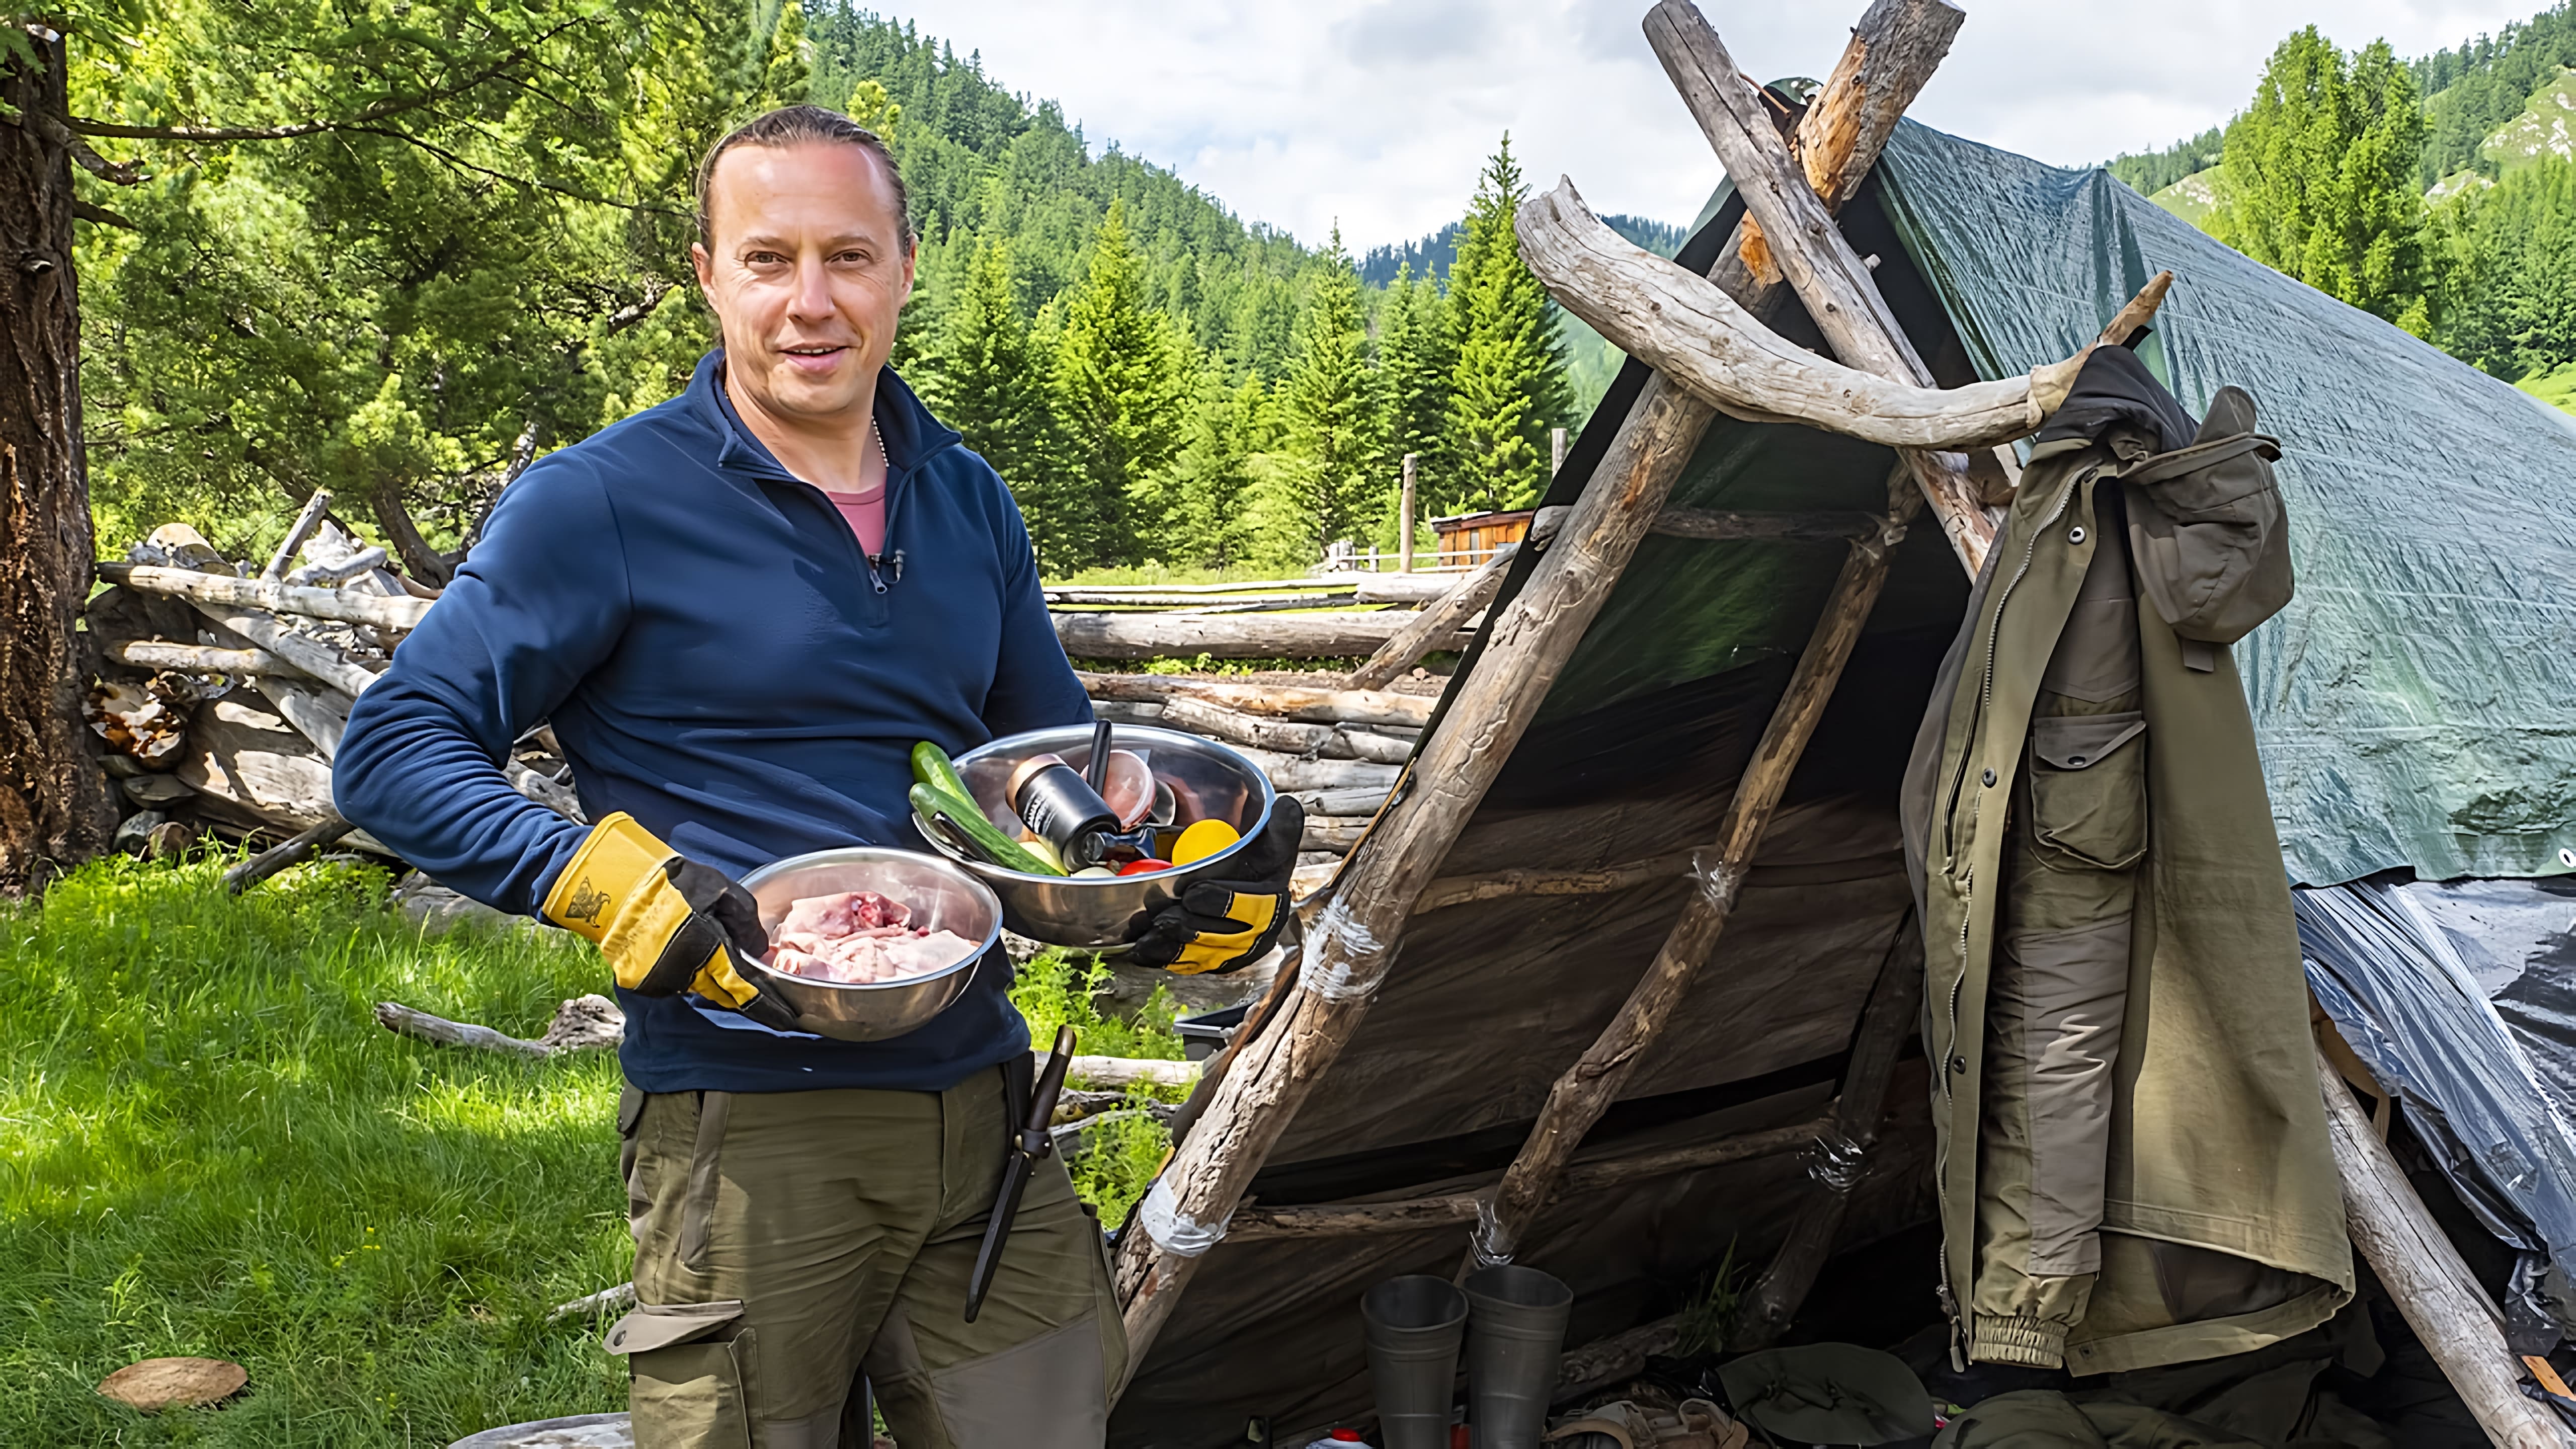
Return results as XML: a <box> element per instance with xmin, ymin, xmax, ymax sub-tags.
<box><xmin>765</xmin><ymin>890</ymin><xmax>977</xmax><ymax>985</ymax></box>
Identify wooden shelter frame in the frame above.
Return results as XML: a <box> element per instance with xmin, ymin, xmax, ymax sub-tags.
<box><xmin>1105</xmin><ymin>5</ymin><xmax>2566</xmax><ymax>1445</ymax></box>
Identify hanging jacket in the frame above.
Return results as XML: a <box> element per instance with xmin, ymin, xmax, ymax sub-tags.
<box><xmin>1899</xmin><ymin>348</ymin><xmax>2351</xmax><ymax>1374</ymax></box>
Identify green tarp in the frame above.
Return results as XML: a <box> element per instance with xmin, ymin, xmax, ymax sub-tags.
<box><xmin>1882</xmin><ymin>122</ymin><xmax>2576</xmax><ymax>886</ymax></box>
<box><xmin>1549</xmin><ymin>121</ymin><xmax>2576</xmax><ymax>888</ymax></box>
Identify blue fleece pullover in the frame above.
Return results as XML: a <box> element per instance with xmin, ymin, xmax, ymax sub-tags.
<box><xmin>334</xmin><ymin>352</ymin><xmax>1090</xmax><ymax>1093</ymax></box>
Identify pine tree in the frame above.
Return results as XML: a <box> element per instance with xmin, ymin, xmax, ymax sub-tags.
<box><xmin>1168</xmin><ymin>368</ymin><xmax>1276</xmax><ymax>570</ymax></box>
<box><xmin>1273</xmin><ymin>229</ymin><xmax>1388</xmax><ymax>562</ymax></box>
<box><xmin>1377</xmin><ymin>263</ymin><xmax>1457</xmax><ymax>543</ymax></box>
<box><xmin>2212</xmin><ymin>29</ymin><xmax>2432</xmax><ymax>333</ymax></box>
<box><xmin>1445</xmin><ymin>134</ymin><xmax>1573</xmax><ymax>512</ymax></box>
<box><xmin>924</xmin><ymin>238</ymin><xmax>1082</xmax><ymax>571</ymax></box>
<box><xmin>1054</xmin><ymin>198</ymin><xmax>1185</xmax><ymax>567</ymax></box>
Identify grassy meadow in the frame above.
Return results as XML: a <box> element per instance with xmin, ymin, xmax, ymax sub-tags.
<box><xmin>0</xmin><ymin>852</ymin><xmax>1181</xmax><ymax>1446</ymax></box>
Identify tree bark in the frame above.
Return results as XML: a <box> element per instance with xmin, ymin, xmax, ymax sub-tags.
<box><xmin>0</xmin><ymin>28</ymin><xmax>116</xmax><ymax>893</ymax></box>
<box><xmin>370</xmin><ymin>485</ymin><xmax>454</xmax><ymax>587</ymax></box>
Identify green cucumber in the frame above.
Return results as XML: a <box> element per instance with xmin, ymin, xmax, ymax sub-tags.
<box><xmin>912</xmin><ymin>742</ymin><xmax>976</xmax><ymax>807</ymax></box>
<box><xmin>908</xmin><ymin>782</ymin><xmax>1063</xmax><ymax>876</ymax></box>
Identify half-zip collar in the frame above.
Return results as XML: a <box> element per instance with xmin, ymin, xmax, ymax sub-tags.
<box><xmin>691</xmin><ymin>349</ymin><xmax>963</xmax><ymax>596</ymax></box>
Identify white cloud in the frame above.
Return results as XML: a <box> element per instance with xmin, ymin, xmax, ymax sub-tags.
<box><xmin>865</xmin><ymin>0</ymin><xmax>2544</xmax><ymax>251</ymax></box>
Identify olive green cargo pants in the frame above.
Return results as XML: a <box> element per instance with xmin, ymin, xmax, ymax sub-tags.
<box><xmin>1972</xmin><ymin>500</ymin><xmax>2145</xmax><ymax>1369</ymax></box>
<box><xmin>607</xmin><ymin>1071</ymin><xmax>1129</xmax><ymax>1448</ymax></box>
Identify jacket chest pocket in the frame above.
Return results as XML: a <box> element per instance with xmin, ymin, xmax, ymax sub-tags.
<box><xmin>2026</xmin><ymin>712</ymin><xmax>2148</xmax><ymax>870</ymax></box>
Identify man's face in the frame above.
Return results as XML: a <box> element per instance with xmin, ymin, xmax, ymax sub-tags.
<box><xmin>692</xmin><ymin>140</ymin><xmax>916</xmax><ymax>429</ymax></box>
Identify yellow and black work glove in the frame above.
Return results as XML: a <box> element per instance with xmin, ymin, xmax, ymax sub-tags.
<box><xmin>1126</xmin><ymin>797</ymin><xmax>1303</xmax><ymax>976</ymax></box>
<box><xmin>539</xmin><ymin>812</ymin><xmax>799</xmax><ymax>1031</ymax></box>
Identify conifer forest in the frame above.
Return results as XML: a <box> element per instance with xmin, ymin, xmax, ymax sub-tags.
<box><xmin>38</xmin><ymin>0</ymin><xmax>2576</xmax><ymax>585</ymax></box>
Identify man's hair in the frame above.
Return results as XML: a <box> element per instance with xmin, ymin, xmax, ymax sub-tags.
<box><xmin>693</xmin><ymin>105</ymin><xmax>915</xmax><ymax>254</ymax></box>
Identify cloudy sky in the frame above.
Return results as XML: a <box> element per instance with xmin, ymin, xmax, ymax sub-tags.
<box><xmin>867</xmin><ymin>0</ymin><xmax>2539</xmax><ymax>252</ymax></box>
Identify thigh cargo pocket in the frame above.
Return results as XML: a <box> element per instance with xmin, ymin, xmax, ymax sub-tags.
<box><xmin>2027</xmin><ymin>712</ymin><xmax>2148</xmax><ymax>870</ymax></box>
<box><xmin>611</xmin><ymin>1300</ymin><xmax>756</xmax><ymax>1449</ymax></box>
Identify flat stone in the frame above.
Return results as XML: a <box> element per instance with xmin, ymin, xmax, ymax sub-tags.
<box><xmin>97</xmin><ymin>1356</ymin><xmax>247</xmax><ymax>1411</ymax></box>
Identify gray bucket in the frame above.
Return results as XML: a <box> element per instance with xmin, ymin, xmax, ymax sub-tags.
<box><xmin>1362</xmin><ymin>1275</ymin><xmax>1469</xmax><ymax>1449</ymax></box>
<box><xmin>1462</xmin><ymin>1265</ymin><xmax>1573</xmax><ymax>1449</ymax></box>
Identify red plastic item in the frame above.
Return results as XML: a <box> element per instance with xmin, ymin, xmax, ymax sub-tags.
<box><xmin>1450</xmin><ymin>1427</ymin><xmax>1469</xmax><ymax>1449</ymax></box>
<box><xmin>1329</xmin><ymin>1433</ymin><xmax>1364</xmax><ymax>1443</ymax></box>
<box><xmin>1115</xmin><ymin>858</ymin><xmax>1175</xmax><ymax>875</ymax></box>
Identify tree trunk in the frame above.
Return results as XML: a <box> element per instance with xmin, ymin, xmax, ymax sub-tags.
<box><xmin>0</xmin><ymin>28</ymin><xmax>115</xmax><ymax>894</ymax></box>
<box><xmin>371</xmin><ymin>485</ymin><xmax>454</xmax><ymax>586</ymax></box>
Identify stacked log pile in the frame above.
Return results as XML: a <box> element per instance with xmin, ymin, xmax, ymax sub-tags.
<box><xmin>80</xmin><ymin>505</ymin><xmax>578</xmax><ymax>886</ymax></box>
<box><xmin>81</xmin><ymin>506</ymin><xmax>1506</xmax><ymax>900</ymax></box>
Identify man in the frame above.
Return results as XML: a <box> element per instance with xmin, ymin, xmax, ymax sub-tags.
<box><xmin>336</xmin><ymin>106</ymin><xmax>1296</xmax><ymax>1447</ymax></box>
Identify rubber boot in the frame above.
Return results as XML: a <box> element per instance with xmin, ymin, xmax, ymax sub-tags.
<box><xmin>1362</xmin><ymin>1275</ymin><xmax>1468</xmax><ymax>1449</ymax></box>
<box><xmin>1462</xmin><ymin>1265</ymin><xmax>1572</xmax><ymax>1449</ymax></box>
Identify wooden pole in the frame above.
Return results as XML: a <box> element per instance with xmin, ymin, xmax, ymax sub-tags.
<box><xmin>262</xmin><ymin>490</ymin><xmax>334</xmax><ymax>581</ymax></box>
<box><xmin>1109</xmin><ymin>0</ymin><xmax>1970</xmax><ymax>1384</ymax></box>
<box><xmin>1644</xmin><ymin>0</ymin><xmax>1999</xmax><ymax>574</ymax></box>
<box><xmin>1400</xmin><ymin>454</ymin><xmax>1418</xmax><ymax>574</ymax></box>
<box><xmin>2314</xmin><ymin>1044</ymin><xmax>2570</xmax><ymax>1449</ymax></box>
<box><xmin>1730</xmin><ymin>920</ymin><xmax>1925</xmax><ymax>1345</ymax></box>
<box><xmin>1113</xmin><ymin>373</ymin><xmax>1715</xmax><ymax>1374</ymax></box>
<box><xmin>1346</xmin><ymin>543</ymin><xmax>1511</xmax><ymax>690</ymax></box>
<box><xmin>101</xmin><ymin>560</ymin><xmax>432</xmax><ymax>631</ymax></box>
<box><xmin>1551</xmin><ymin>427</ymin><xmax>1568</xmax><ymax>477</ymax></box>
<box><xmin>1226</xmin><ymin>1114</ymin><xmax>1831</xmax><ymax>1242</ymax></box>
<box><xmin>1471</xmin><ymin>472</ymin><xmax>1919</xmax><ymax>1269</ymax></box>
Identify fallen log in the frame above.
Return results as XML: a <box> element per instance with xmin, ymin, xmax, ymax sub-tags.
<box><xmin>224</xmin><ymin>817</ymin><xmax>357</xmax><ymax>895</ymax></box>
<box><xmin>1051</xmin><ymin>592</ymin><xmax>1360</xmax><ymax>613</ymax></box>
<box><xmin>104</xmin><ymin>639</ymin><xmax>288</xmax><ymax>676</ymax></box>
<box><xmin>177</xmin><ymin>599</ymin><xmax>382</xmax><ymax>699</ymax></box>
<box><xmin>101</xmin><ymin>560</ymin><xmax>432</xmax><ymax>632</ymax></box>
<box><xmin>179</xmin><ymin>698</ymin><xmax>346</xmax><ymax>832</ymax></box>
<box><xmin>373</xmin><ymin>995</ymin><xmax>637</xmax><ymax>1058</ymax></box>
<box><xmin>1158</xmin><ymin>697</ymin><xmax>1349</xmax><ymax>757</ymax></box>
<box><xmin>1222</xmin><ymin>747</ymin><xmax>1404</xmax><ymax>793</ymax></box>
<box><xmin>1035</xmin><ymin>1052</ymin><xmax>1200</xmax><ymax>1091</ymax></box>
<box><xmin>1301</xmin><ymin>817</ymin><xmax>1373</xmax><ymax>853</ymax></box>
<box><xmin>1349</xmin><ymin>574</ymin><xmax>1465</xmax><ymax>605</ymax></box>
<box><xmin>1055</xmin><ymin>610</ymin><xmax>1469</xmax><ymax>662</ymax></box>
<box><xmin>1078</xmin><ymin>672</ymin><xmax>1437</xmax><ymax>730</ymax></box>
<box><xmin>250</xmin><ymin>675</ymin><xmax>352</xmax><ymax>761</ymax></box>
<box><xmin>1291</xmin><ymin>786</ymin><xmax>1392</xmax><ymax>818</ymax></box>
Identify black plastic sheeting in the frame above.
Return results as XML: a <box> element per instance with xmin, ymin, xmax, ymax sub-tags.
<box><xmin>2299</xmin><ymin>876</ymin><xmax>2576</xmax><ymax>1339</ymax></box>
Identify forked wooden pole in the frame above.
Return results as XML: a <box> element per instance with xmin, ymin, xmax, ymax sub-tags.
<box><xmin>1647</xmin><ymin>0</ymin><xmax>2003</xmax><ymax>573</ymax></box>
<box><xmin>1469</xmin><ymin>469</ymin><xmax>1921</xmax><ymax>1269</ymax></box>
<box><xmin>1109</xmin><ymin>0</ymin><xmax>1971</xmax><ymax>1385</ymax></box>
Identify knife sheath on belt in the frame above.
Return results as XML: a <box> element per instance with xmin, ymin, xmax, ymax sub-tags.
<box><xmin>965</xmin><ymin>1023</ymin><xmax>1077</xmax><ymax>1322</ymax></box>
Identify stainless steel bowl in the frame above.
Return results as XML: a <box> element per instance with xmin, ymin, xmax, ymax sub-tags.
<box><xmin>913</xmin><ymin>723</ymin><xmax>1275</xmax><ymax>950</ymax></box>
<box><xmin>736</xmin><ymin>846</ymin><xmax>1002</xmax><ymax>1041</ymax></box>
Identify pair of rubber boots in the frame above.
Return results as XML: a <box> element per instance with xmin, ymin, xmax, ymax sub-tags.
<box><xmin>1362</xmin><ymin>1266</ymin><xmax>1573</xmax><ymax>1449</ymax></box>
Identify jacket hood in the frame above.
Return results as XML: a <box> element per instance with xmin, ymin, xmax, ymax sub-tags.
<box><xmin>2031</xmin><ymin>343</ymin><xmax>2196</xmax><ymax>461</ymax></box>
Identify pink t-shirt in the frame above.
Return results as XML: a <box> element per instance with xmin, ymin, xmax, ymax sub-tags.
<box><xmin>821</xmin><ymin>484</ymin><xmax>887</xmax><ymax>558</ymax></box>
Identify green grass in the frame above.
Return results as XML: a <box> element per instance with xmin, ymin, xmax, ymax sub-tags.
<box><xmin>0</xmin><ymin>854</ymin><xmax>1179</xmax><ymax>1445</ymax></box>
<box><xmin>2517</xmin><ymin>358</ymin><xmax>2576</xmax><ymax>416</ymax></box>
